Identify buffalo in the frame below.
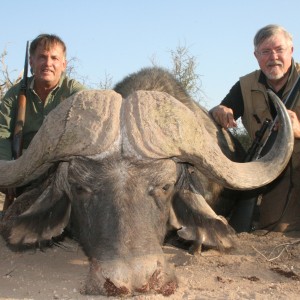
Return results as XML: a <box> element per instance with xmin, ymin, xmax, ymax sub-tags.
<box><xmin>0</xmin><ymin>67</ymin><xmax>294</xmax><ymax>297</ymax></box>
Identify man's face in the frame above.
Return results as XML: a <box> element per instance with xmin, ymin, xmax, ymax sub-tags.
<box><xmin>30</xmin><ymin>42</ymin><xmax>66</xmax><ymax>87</ymax></box>
<box><xmin>254</xmin><ymin>32</ymin><xmax>293</xmax><ymax>81</ymax></box>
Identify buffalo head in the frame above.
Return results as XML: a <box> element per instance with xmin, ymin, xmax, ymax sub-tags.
<box><xmin>0</xmin><ymin>87</ymin><xmax>293</xmax><ymax>296</ymax></box>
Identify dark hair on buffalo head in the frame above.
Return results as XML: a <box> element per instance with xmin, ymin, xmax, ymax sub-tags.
<box><xmin>29</xmin><ymin>33</ymin><xmax>67</xmax><ymax>58</ymax></box>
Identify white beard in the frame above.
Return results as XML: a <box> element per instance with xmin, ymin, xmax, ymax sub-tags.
<box><xmin>266</xmin><ymin>70</ymin><xmax>285</xmax><ymax>80</ymax></box>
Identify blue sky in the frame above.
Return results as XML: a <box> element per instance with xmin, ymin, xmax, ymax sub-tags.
<box><xmin>1</xmin><ymin>0</ymin><xmax>300</xmax><ymax>109</ymax></box>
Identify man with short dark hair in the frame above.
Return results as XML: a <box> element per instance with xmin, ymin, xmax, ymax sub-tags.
<box><xmin>0</xmin><ymin>33</ymin><xmax>86</xmax><ymax>160</ymax></box>
<box><xmin>0</xmin><ymin>34</ymin><xmax>86</xmax><ymax>211</ymax></box>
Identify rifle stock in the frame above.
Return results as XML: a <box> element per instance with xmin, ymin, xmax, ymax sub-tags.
<box><xmin>13</xmin><ymin>40</ymin><xmax>29</xmax><ymax>160</ymax></box>
<box><xmin>230</xmin><ymin>75</ymin><xmax>300</xmax><ymax>232</ymax></box>
<box><xmin>12</xmin><ymin>90</ymin><xmax>27</xmax><ymax>159</ymax></box>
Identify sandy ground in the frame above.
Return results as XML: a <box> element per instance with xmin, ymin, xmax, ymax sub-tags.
<box><xmin>0</xmin><ymin>194</ymin><xmax>300</xmax><ymax>300</ymax></box>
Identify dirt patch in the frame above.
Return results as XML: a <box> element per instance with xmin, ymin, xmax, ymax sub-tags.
<box><xmin>1</xmin><ymin>194</ymin><xmax>300</xmax><ymax>300</ymax></box>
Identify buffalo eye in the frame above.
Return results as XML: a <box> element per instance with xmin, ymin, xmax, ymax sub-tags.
<box><xmin>162</xmin><ymin>184</ymin><xmax>171</xmax><ymax>191</ymax></box>
<box><xmin>148</xmin><ymin>183</ymin><xmax>174</xmax><ymax>196</ymax></box>
<box><xmin>73</xmin><ymin>184</ymin><xmax>92</xmax><ymax>195</ymax></box>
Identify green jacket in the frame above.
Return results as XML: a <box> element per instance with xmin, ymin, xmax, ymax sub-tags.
<box><xmin>0</xmin><ymin>74</ymin><xmax>86</xmax><ymax>160</ymax></box>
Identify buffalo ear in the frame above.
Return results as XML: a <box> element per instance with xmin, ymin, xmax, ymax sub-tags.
<box><xmin>0</xmin><ymin>163</ymin><xmax>71</xmax><ymax>246</ymax></box>
<box><xmin>171</xmin><ymin>190</ymin><xmax>235</xmax><ymax>253</ymax></box>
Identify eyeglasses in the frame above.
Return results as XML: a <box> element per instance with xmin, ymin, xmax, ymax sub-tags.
<box><xmin>256</xmin><ymin>47</ymin><xmax>288</xmax><ymax>57</ymax></box>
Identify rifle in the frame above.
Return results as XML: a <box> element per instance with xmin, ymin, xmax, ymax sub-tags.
<box><xmin>2</xmin><ymin>41</ymin><xmax>29</xmax><ymax>211</ymax></box>
<box><xmin>229</xmin><ymin>75</ymin><xmax>300</xmax><ymax>232</ymax></box>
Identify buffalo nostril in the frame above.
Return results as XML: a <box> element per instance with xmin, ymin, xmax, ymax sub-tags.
<box><xmin>104</xmin><ymin>278</ymin><xmax>130</xmax><ymax>297</ymax></box>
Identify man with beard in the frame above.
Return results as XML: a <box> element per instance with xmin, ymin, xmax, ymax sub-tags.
<box><xmin>210</xmin><ymin>24</ymin><xmax>300</xmax><ymax>233</ymax></box>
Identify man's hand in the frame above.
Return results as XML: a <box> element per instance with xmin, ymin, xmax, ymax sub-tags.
<box><xmin>210</xmin><ymin>105</ymin><xmax>237</xmax><ymax>129</ymax></box>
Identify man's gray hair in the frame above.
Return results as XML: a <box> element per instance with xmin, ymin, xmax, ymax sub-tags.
<box><xmin>254</xmin><ymin>24</ymin><xmax>293</xmax><ymax>50</ymax></box>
